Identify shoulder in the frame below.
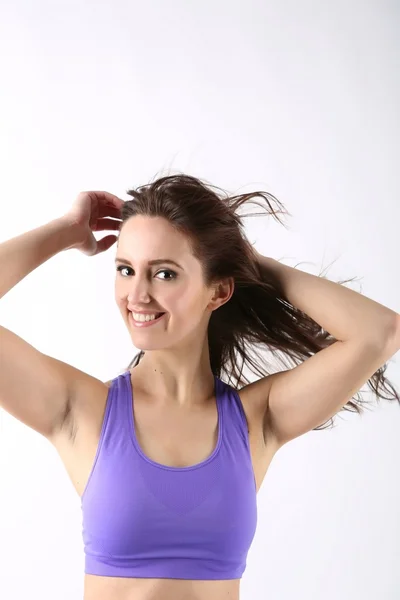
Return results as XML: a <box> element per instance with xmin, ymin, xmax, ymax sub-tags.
<box><xmin>229</xmin><ymin>377</ymin><xmax>273</xmax><ymax>422</ymax></box>
<box><xmin>235</xmin><ymin>376</ymin><xmax>276</xmax><ymax>444</ymax></box>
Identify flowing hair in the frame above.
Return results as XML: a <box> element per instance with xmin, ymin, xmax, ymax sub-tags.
<box><xmin>116</xmin><ymin>171</ymin><xmax>399</xmax><ymax>430</ymax></box>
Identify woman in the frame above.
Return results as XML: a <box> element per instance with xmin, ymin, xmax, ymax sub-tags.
<box><xmin>1</xmin><ymin>173</ymin><xmax>399</xmax><ymax>600</ymax></box>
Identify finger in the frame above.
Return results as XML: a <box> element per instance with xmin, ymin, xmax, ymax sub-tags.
<box><xmin>96</xmin><ymin>234</ymin><xmax>118</xmax><ymax>254</ymax></box>
<box><xmin>100</xmin><ymin>191</ymin><xmax>125</xmax><ymax>210</ymax></box>
<box><xmin>94</xmin><ymin>218</ymin><xmax>122</xmax><ymax>232</ymax></box>
<box><xmin>86</xmin><ymin>191</ymin><xmax>125</xmax><ymax>210</ymax></box>
<box><xmin>97</xmin><ymin>204</ymin><xmax>123</xmax><ymax>219</ymax></box>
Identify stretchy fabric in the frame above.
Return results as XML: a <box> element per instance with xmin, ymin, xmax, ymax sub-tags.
<box><xmin>81</xmin><ymin>371</ymin><xmax>257</xmax><ymax>580</ymax></box>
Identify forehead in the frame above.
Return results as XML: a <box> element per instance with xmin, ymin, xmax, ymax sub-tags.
<box><xmin>118</xmin><ymin>215</ymin><xmax>193</xmax><ymax>261</ymax></box>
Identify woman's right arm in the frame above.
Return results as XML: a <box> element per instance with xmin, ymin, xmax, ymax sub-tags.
<box><xmin>0</xmin><ymin>216</ymin><xmax>86</xmax><ymax>438</ymax></box>
<box><xmin>0</xmin><ymin>191</ymin><xmax>123</xmax><ymax>440</ymax></box>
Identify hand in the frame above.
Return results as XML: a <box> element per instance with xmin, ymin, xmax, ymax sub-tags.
<box><xmin>65</xmin><ymin>191</ymin><xmax>125</xmax><ymax>256</ymax></box>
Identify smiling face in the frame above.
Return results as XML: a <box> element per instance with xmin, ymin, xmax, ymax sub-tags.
<box><xmin>115</xmin><ymin>215</ymin><xmax>233</xmax><ymax>352</ymax></box>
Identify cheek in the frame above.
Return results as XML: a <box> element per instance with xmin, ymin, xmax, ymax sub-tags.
<box><xmin>180</xmin><ymin>292</ymin><xmax>209</xmax><ymax>323</ymax></box>
<box><xmin>174</xmin><ymin>286</ymin><xmax>202</xmax><ymax>307</ymax></box>
<box><xmin>165</xmin><ymin>289</ymin><xmax>203</xmax><ymax>321</ymax></box>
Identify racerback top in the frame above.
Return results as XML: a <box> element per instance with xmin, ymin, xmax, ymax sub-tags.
<box><xmin>80</xmin><ymin>370</ymin><xmax>258</xmax><ymax>580</ymax></box>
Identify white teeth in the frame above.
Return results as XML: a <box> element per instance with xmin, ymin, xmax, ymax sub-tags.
<box><xmin>131</xmin><ymin>312</ymin><xmax>160</xmax><ymax>322</ymax></box>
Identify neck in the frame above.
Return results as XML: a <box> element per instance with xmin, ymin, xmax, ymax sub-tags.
<box><xmin>130</xmin><ymin>348</ymin><xmax>215</xmax><ymax>408</ymax></box>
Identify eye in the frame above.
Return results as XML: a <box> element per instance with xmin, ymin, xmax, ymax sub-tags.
<box><xmin>116</xmin><ymin>265</ymin><xmax>132</xmax><ymax>278</ymax></box>
<box><xmin>116</xmin><ymin>265</ymin><xmax>177</xmax><ymax>281</ymax></box>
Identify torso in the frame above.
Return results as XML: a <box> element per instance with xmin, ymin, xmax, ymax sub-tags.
<box><xmin>49</xmin><ymin>370</ymin><xmax>279</xmax><ymax>600</ymax></box>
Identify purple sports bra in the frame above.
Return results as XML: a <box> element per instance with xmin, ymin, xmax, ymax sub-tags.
<box><xmin>80</xmin><ymin>371</ymin><xmax>257</xmax><ymax>580</ymax></box>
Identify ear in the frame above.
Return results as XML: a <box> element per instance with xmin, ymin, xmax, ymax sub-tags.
<box><xmin>208</xmin><ymin>277</ymin><xmax>235</xmax><ymax>311</ymax></box>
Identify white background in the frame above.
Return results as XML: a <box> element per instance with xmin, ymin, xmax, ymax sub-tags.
<box><xmin>0</xmin><ymin>1</ymin><xmax>399</xmax><ymax>599</ymax></box>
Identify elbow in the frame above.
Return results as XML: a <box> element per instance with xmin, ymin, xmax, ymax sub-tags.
<box><xmin>363</xmin><ymin>313</ymin><xmax>400</xmax><ymax>353</ymax></box>
<box><xmin>378</xmin><ymin>313</ymin><xmax>400</xmax><ymax>354</ymax></box>
<box><xmin>393</xmin><ymin>313</ymin><xmax>400</xmax><ymax>349</ymax></box>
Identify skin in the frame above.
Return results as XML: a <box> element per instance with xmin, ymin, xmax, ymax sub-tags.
<box><xmin>114</xmin><ymin>214</ymin><xmax>235</xmax><ymax>408</ymax></box>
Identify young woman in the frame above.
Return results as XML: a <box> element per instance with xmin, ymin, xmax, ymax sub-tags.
<box><xmin>1</xmin><ymin>174</ymin><xmax>399</xmax><ymax>600</ymax></box>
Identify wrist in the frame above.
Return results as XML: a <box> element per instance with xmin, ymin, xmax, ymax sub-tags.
<box><xmin>57</xmin><ymin>215</ymin><xmax>86</xmax><ymax>252</ymax></box>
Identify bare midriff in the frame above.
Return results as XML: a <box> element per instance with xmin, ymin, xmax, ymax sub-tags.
<box><xmin>83</xmin><ymin>574</ymin><xmax>241</xmax><ymax>600</ymax></box>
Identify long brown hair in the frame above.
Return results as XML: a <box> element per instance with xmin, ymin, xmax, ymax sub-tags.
<box><xmin>117</xmin><ymin>172</ymin><xmax>399</xmax><ymax>430</ymax></box>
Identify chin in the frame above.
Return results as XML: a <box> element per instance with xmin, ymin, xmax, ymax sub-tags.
<box><xmin>131</xmin><ymin>340</ymin><xmax>169</xmax><ymax>351</ymax></box>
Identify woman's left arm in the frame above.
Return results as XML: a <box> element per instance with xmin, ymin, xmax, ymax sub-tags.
<box><xmin>247</xmin><ymin>252</ymin><xmax>400</xmax><ymax>447</ymax></box>
<box><xmin>256</xmin><ymin>252</ymin><xmax>400</xmax><ymax>345</ymax></box>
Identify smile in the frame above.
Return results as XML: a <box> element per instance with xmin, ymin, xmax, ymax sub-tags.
<box><xmin>130</xmin><ymin>312</ymin><xmax>166</xmax><ymax>328</ymax></box>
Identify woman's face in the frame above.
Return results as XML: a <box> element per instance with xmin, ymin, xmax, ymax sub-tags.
<box><xmin>114</xmin><ymin>215</ymin><xmax>232</xmax><ymax>351</ymax></box>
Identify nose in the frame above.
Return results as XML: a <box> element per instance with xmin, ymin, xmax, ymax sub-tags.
<box><xmin>127</xmin><ymin>278</ymin><xmax>152</xmax><ymax>305</ymax></box>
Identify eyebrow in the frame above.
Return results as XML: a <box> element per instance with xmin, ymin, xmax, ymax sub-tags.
<box><xmin>115</xmin><ymin>257</ymin><xmax>183</xmax><ymax>269</ymax></box>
